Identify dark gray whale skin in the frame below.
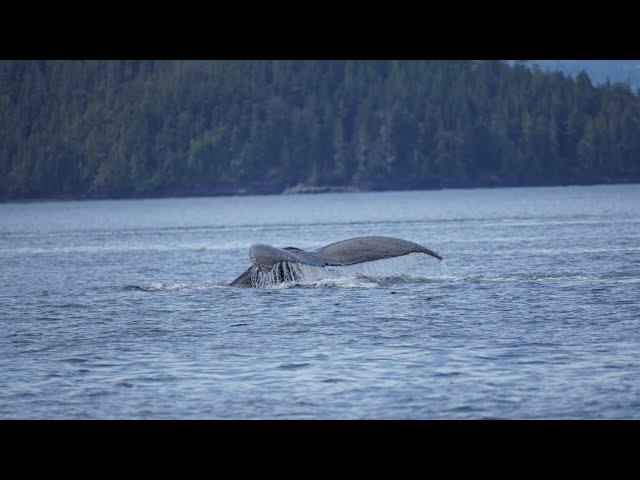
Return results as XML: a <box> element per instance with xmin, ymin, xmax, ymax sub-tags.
<box><xmin>230</xmin><ymin>236</ymin><xmax>442</xmax><ymax>287</ymax></box>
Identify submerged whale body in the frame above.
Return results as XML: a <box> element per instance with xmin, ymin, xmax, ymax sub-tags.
<box><xmin>230</xmin><ymin>236</ymin><xmax>443</xmax><ymax>287</ymax></box>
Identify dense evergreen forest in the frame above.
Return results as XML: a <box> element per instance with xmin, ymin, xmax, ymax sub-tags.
<box><xmin>523</xmin><ymin>60</ymin><xmax>640</xmax><ymax>90</ymax></box>
<box><xmin>1</xmin><ymin>60</ymin><xmax>640</xmax><ymax>200</ymax></box>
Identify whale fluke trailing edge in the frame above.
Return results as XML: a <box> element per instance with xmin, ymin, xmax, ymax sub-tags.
<box><xmin>230</xmin><ymin>236</ymin><xmax>443</xmax><ymax>287</ymax></box>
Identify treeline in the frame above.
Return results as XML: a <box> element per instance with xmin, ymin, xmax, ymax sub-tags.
<box><xmin>1</xmin><ymin>60</ymin><xmax>640</xmax><ymax>199</ymax></box>
<box><xmin>523</xmin><ymin>60</ymin><xmax>640</xmax><ymax>91</ymax></box>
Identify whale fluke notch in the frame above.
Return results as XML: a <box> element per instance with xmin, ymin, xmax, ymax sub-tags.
<box><xmin>230</xmin><ymin>236</ymin><xmax>442</xmax><ymax>287</ymax></box>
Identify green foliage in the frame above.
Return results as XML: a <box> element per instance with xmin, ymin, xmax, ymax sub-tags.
<box><xmin>1</xmin><ymin>60</ymin><xmax>639</xmax><ymax>198</ymax></box>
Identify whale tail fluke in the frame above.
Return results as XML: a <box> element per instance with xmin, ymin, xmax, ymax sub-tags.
<box><xmin>313</xmin><ymin>236</ymin><xmax>443</xmax><ymax>264</ymax></box>
<box><xmin>230</xmin><ymin>236</ymin><xmax>443</xmax><ymax>287</ymax></box>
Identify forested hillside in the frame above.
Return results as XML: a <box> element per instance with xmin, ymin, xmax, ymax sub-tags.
<box><xmin>2</xmin><ymin>60</ymin><xmax>640</xmax><ymax>199</ymax></box>
<box><xmin>523</xmin><ymin>60</ymin><xmax>640</xmax><ymax>90</ymax></box>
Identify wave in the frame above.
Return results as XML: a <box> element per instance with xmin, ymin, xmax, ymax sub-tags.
<box><xmin>243</xmin><ymin>263</ymin><xmax>640</xmax><ymax>289</ymax></box>
<box><xmin>122</xmin><ymin>252</ymin><xmax>639</xmax><ymax>291</ymax></box>
<box><xmin>123</xmin><ymin>280</ymin><xmax>228</xmax><ymax>292</ymax></box>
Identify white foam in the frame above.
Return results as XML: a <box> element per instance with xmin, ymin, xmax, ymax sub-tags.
<box><xmin>249</xmin><ymin>253</ymin><xmax>447</xmax><ymax>289</ymax></box>
<box><xmin>144</xmin><ymin>281</ymin><xmax>228</xmax><ymax>291</ymax></box>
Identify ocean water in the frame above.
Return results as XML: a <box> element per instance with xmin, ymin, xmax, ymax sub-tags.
<box><xmin>1</xmin><ymin>185</ymin><xmax>639</xmax><ymax>419</ymax></box>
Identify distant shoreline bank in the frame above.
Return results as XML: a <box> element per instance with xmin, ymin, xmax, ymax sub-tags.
<box><xmin>2</xmin><ymin>177</ymin><xmax>640</xmax><ymax>204</ymax></box>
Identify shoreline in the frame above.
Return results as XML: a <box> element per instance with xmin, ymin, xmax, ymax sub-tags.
<box><xmin>2</xmin><ymin>177</ymin><xmax>640</xmax><ymax>204</ymax></box>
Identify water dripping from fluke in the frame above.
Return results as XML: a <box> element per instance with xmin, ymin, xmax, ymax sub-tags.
<box><xmin>249</xmin><ymin>253</ymin><xmax>451</xmax><ymax>289</ymax></box>
<box><xmin>250</xmin><ymin>261</ymin><xmax>328</xmax><ymax>288</ymax></box>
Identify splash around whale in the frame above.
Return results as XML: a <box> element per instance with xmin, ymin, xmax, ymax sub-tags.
<box><xmin>230</xmin><ymin>236</ymin><xmax>443</xmax><ymax>288</ymax></box>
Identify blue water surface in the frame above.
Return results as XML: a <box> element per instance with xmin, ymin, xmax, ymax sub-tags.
<box><xmin>1</xmin><ymin>185</ymin><xmax>639</xmax><ymax>418</ymax></box>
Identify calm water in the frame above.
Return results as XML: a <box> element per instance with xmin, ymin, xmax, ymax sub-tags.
<box><xmin>1</xmin><ymin>185</ymin><xmax>639</xmax><ymax>419</ymax></box>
